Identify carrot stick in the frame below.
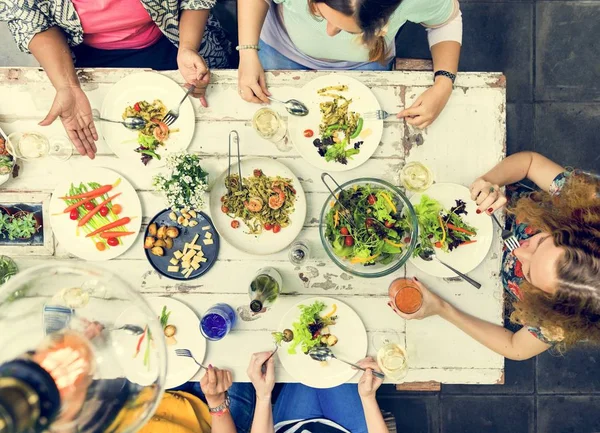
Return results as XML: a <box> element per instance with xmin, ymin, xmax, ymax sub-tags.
<box><xmin>86</xmin><ymin>217</ymin><xmax>131</xmax><ymax>237</ymax></box>
<box><xmin>62</xmin><ymin>197</ymin><xmax>94</xmax><ymax>213</ymax></box>
<box><xmin>78</xmin><ymin>193</ymin><xmax>121</xmax><ymax>227</ymax></box>
<box><xmin>60</xmin><ymin>183</ymin><xmax>114</xmax><ymax>200</ymax></box>
<box><xmin>100</xmin><ymin>231</ymin><xmax>135</xmax><ymax>239</ymax></box>
<box><xmin>447</xmin><ymin>223</ymin><xmax>475</xmax><ymax>236</ymax></box>
<box><xmin>458</xmin><ymin>240</ymin><xmax>478</xmax><ymax>246</ymax></box>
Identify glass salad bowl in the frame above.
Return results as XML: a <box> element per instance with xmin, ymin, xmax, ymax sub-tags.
<box><xmin>319</xmin><ymin>178</ymin><xmax>418</xmax><ymax>278</ymax></box>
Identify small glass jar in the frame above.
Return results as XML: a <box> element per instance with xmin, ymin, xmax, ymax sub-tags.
<box><xmin>388</xmin><ymin>278</ymin><xmax>423</xmax><ymax>314</ymax></box>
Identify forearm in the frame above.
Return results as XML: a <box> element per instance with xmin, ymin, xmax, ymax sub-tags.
<box><xmin>238</xmin><ymin>0</ymin><xmax>269</xmax><ymax>45</ymax></box>
<box><xmin>479</xmin><ymin>152</ymin><xmax>564</xmax><ymax>191</ymax></box>
<box><xmin>250</xmin><ymin>398</ymin><xmax>274</xmax><ymax>433</ymax></box>
<box><xmin>179</xmin><ymin>9</ymin><xmax>209</xmax><ymax>51</ymax></box>
<box><xmin>361</xmin><ymin>397</ymin><xmax>389</xmax><ymax>433</ymax></box>
<box><xmin>28</xmin><ymin>27</ymin><xmax>79</xmax><ymax>90</ymax></box>
<box><xmin>431</xmin><ymin>41</ymin><xmax>460</xmax><ymax>75</ymax></box>
<box><xmin>211</xmin><ymin>412</ymin><xmax>237</xmax><ymax>433</ymax></box>
<box><xmin>439</xmin><ymin>301</ymin><xmax>548</xmax><ymax>360</ymax></box>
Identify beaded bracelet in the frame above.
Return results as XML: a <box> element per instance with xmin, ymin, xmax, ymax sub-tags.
<box><xmin>236</xmin><ymin>44</ymin><xmax>260</xmax><ymax>51</ymax></box>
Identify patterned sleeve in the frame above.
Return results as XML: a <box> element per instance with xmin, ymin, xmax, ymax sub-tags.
<box><xmin>548</xmin><ymin>171</ymin><xmax>572</xmax><ymax>196</ymax></box>
<box><xmin>180</xmin><ymin>0</ymin><xmax>217</xmax><ymax>10</ymax></box>
<box><xmin>527</xmin><ymin>326</ymin><xmax>563</xmax><ymax>346</ymax></box>
<box><xmin>0</xmin><ymin>0</ymin><xmax>54</xmax><ymax>53</ymax></box>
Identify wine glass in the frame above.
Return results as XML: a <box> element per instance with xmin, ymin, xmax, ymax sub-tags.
<box><xmin>372</xmin><ymin>331</ymin><xmax>409</xmax><ymax>382</ymax></box>
<box><xmin>0</xmin><ymin>263</ymin><xmax>167</xmax><ymax>433</ymax></box>
<box><xmin>6</xmin><ymin>131</ymin><xmax>73</xmax><ymax>161</ymax></box>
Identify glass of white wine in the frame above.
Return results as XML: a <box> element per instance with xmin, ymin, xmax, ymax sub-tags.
<box><xmin>252</xmin><ymin>107</ymin><xmax>287</xmax><ymax>143</ymax></box>
<box><xmin>6</xmin><ymin>131</ymin><xmax>73</xmax><ymax>161</ymax></box>
<box><xmin>372</xmin><ymin>332</ymin><xmax>409</xmax><ymax>382</ymax></box>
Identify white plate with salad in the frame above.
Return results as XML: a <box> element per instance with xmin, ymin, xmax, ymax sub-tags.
<box><xmin>409</xmin><ymin>183</ymin><xmax>494</xmax><ymax>278</ymax></box>
<box><xmin>276</xmin><ymin>297</ymin><xmax>368</xmax><ymax>389</ymax></box>
<box><xmin>49</xmin><ymin>167</ymin><xmax>142</xmax><ymax>261</ymax></box>
<box><xmin>100</xmin><ymin>72</ymin><xmax>195</xmax><ymax>167</ymax></box>
<box><xmin>288</xmin><ymin>74</ymin><xmax>383</xmax><ymax>172</ymax></box>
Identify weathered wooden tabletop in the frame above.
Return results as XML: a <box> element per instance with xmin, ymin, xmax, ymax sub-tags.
<box><xmin>0</xmin><ymin>67</ymin><xmax>506</xmax><ymax>385</ymax></box>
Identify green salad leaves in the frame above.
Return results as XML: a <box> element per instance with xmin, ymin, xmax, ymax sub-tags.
<box><xmin>288</xmin><ymin>301</ymin><xmax>336</xmax><ymax>355</ymax></box>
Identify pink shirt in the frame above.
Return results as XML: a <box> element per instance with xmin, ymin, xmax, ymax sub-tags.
<box><xmin>72</xmin><ymin>0</ymin><xmax>163</xmax><ymax>50</ymax></box>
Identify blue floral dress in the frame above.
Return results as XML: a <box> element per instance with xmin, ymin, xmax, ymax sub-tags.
<box><xmin>501</xmin><ymin>171</ymin><xmax>571</xmax><ymax>344</ymax></box>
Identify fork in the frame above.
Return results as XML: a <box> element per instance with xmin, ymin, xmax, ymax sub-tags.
<box><xmin>162</xmin><ymin>85</ymin><xmax>195</xmax><ymax>126</ymax></box>
<box><xmin>362</xmin><ymin>110</ymin><xmax>398</xmax><ymax>120</ymax></box>
<box><xmin>491</xmin><ymin>213</ymin><xmax>520</xmax><ymax>252</ymax></box>
<box><xmin>261</xmin><ymin>345</ymin><xmax>279</xmax><ymax>374</ymax></box>
<box><xmin>175</xmin><ymin>349</ymin><xmax>209</xmax><ymax>370</ymax></box>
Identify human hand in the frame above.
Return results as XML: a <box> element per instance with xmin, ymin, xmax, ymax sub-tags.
<box><xmin>237</xmin><ymin>51</ymin><xmax>271</xmax><ymax>104</ymax></box>
<box><xmin>246</xmin><ymin>351</ymin><xmax>276</xmax><ymax>401</ymax></box>
<box><xmin>39</xmin><ymin>86</ymin><xmax>97</xmax><ymax>159</ymax></box>
<box><xmin>387</xmin><ymin>278</ymin><xmax>444</xmax><ymax>320</ymax></box>
<box><xmin>356</xmin><ymin>357</ymin><xmax>384</xmax><ymax>399</ymax></box>
<box><xmin>397</xmin><ymin>79</ymin><xmax>453</xmax><ymax>129</ymax></box>
<box><xmin>177</xmin><ymin>48</ymin><xmax>211</xmax><ymax>107</ymax></box>
<box><xmin>469</xmin><ymin>177</ymin><xmax>507</xmax><ymax>215</ymax></box>
<box><xmin>200</xmin><ymin>365</ymin><xmax>233</xmax><ymax>408</ymax></box>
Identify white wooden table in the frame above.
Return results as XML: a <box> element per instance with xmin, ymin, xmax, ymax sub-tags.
<box><xmin>0</xmin><ymin>67</ymin><xmax>506</xmax><ymax>386</ymax></box>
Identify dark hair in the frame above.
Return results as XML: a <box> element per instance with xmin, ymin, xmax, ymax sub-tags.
<box><xmin>309</xmin><ymin>0</ymin><xmax>402</xmax><ymax>64</ymax></box>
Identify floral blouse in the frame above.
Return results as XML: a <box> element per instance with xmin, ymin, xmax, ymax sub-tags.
<box><xmin>501</xmin><ymin>171</ymin><xmax>571</xmax><ymax>345</ymax></box>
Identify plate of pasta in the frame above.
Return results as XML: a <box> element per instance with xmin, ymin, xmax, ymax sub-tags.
<box><xmin>100</xmin><ymin>72</ymin><xmax>195</xmax><ymax>167</ymax></box>
<box><xmin>209</xmin><ymin>158</ymin><xmax>307</xmax><ymax>255</ymax></box>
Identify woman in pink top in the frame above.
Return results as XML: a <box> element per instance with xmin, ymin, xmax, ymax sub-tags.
<box><xmin>1</xmin><ymin>0</ymin><xmax>231</xmax><ymax>159</ymax></box>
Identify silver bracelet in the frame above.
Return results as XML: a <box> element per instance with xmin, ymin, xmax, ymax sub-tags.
<box><xmin>208</xmin><ymin>392</ymin><xmax>231</xmax><ymax>414</ymax></box>
<box><xmin>236</xmin><ymin>44</ymin><xmax>260</xmax><ymax>51</ymax></box>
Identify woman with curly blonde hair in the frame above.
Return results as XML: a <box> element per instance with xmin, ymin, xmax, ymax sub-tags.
<box><xmin>392</xmin><ymin>152</ymin><xmax>600</xmax><ymax>360</ymax></box>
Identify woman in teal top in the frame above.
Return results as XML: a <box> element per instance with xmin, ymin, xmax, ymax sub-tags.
<box><xmin>237</xmin><ymin>0</ymin><xmax>462</xmax><ymax>129</ymax></box>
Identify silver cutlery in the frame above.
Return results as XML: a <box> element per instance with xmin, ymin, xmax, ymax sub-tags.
<box><xmin>162</xmin><ymin>85</ymin><xmax>196</xmax><ymax>126</ymax></box>
<box><xmin>97</xmin><ymin>116</ymin><xmax>146</xmax><ymax>130</ymax></box>
<box><xmin>418</xmin><ymin>249</ymin><xmax>481</xmax><ymax>289</ymax></box>
<box><xmin>261</xmin><ymin>346</ymin><xmax>279</xmax><ymax>374</ymax></box>
<box><xmin>362</xmin><ymin>110</ymin><xmax>398</xmax><ymax>121</ymax></box>
<box><xmin>175</xmin><ymin>349</ymin><xmax>209</xmax><ymax>370</ymax></box>
<box><xmin>308</xmin><ymin>347</ymin><xmax>385</xmax><ymax>380</ymax></box>
<box><xmin>109</xmin><ymin>324</ymin><xmax>145</xmax><ymax>335</ymax></box>
<box><xmin>267</xmin><ymin>96</ymin><xmax>309</xmax><ymax>116</ymax></box>
<box><xmin>491</xmin><ymin>213</ymin><xmax>520</xmax><ymax>252</ymax></box>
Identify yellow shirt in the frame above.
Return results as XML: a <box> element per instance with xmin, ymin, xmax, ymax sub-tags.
<box><xmin>139</xmin><ymin>391</ymin><xmax>212</xmax><ymax>433</ymax></box>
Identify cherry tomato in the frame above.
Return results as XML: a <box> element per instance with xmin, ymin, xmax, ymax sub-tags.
<box><xmin>365</xmin><ymin>218</ymin><xmax>374</xmax><ymax>227</ymax></box>
<box><xmin>253</xmin><ymin>169</ymin><xmax>263</xmax><ymax>177</ymax></box>
<box><xmin>303</xmin><ymin>129</ymin><xmax>314</xmax><ymax>138</ymax></box>
<box><xmin>264</xmin><ymin>223</ymin><xmax>273</xmax><ymax>231</ymax></box>
<box><xmin>340</xmin><ymin>227</ymin><xmax>349</xmax><ymax>236</ymax></box>
<box><xmin>384</xmin><ymin>221</ymin><xmax>394</xmax><ymax>228</ymax></box>
<box><xmin>434</xmin><ymin>241</ymin><xmax>442</xmax><ymax>248</ymax></box>
<box><xmin>220</xmin><ymin>196</ymin><xmax>226</xmax><ymax>202</ymax></box>
<box><xmin>133</xmin><ymin>102</ymin><xmax>141</xmax><ymax>112</ymax></box>
<box><xmin>96</xmin><ymin>242</ymin><xmax>106</xmax><ymax>251</ymax></box>
<box><xmin>367</xmin><ymin>194</ymin><xmax>377</xmax><ymax>205</ymax></box>
<box><xmin>99</xmin><ymin>206</ymin><xmax>109</xmax><ymax>217</ymax></box>
<box><xmin>112</xmin><ymin>204</ymin><xmax>123</xmax><ymax>215</ymax></box>
<box><xmin>84</xmin><ymin>202</ymin><xmax>95</xmax><ymax>211</ymax></box>
<box><xmin>273</xmin><ymin>224</ymin><xmax>281</xmax><ymax>234</ymax></box>
<box><xmin>69</xmin><ymin>209</ymin><xmax>79</xmax><ymax>220</ymax></box>
<box><xmin>221</xmin><ymin>205</ymin><xmax>229</xmax><ymax>213</ymax></box>
<box><xmin>107</xmin><ymin>237</ymin><xmax>119</xmax><ymax>247</ymax></box>
<box><xmin>231</xmin><ymin>220</ymin><xmax>240</xmax><ymax>229</ymax></box>
<box><xmin>344</xmin><ymin>236</ymin><xmax>354</xmax><ymax>247</ymax></box>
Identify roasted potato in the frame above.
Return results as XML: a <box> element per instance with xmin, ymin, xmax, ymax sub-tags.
<box><xmin>157</xmin><ymin>226</ymin><xmax>167</xmax><ymax>239</ymax></box>
<box><xmin>326</xmin><ymin>335</ymin><xmax>338</xmax><ymax>347</ymax></box>
<box><xmin>189</xmin><ymin>210</ymin><xmax>197</xmax><ymax>219</ymax></box>
<box><xmin>154</xmin><ymin>239</ymin><xmax>167</xmax><ymax>248</ymax></box>
<box><xmin>151</xmin><ymin>246</ymin><xmax>164</xmax><ymax>256</ymax></box>
<box><xmin>148</xmin><ymin>223</ymin><xmax>157</xmax><ymax>237</ymax></box>
<box><xmin>169</xmin><ymin>212</ymin><xmax>177</xmax><ymax>221</ymax></box>
<box><xmin>144</xmin><ymin>237</ymin><xmax>155</xmax><ymax>249</ymax></box>
<box><xmin>177</xmin><ymin>216</ymin><xmax>185</xmax><ymax>225</ymax></box>
<box><xmin>166</xmin><ymin>227</ymin><xmax>179</xmax><ymax>238</ymax></box>
<box><xmin>164</xmin><ymin>237</ymin><xmax>174</xmax><ymax>249</ymax></box>
<box><xmin>181</xmin><ymin>211</ymin><xmax>191</xmax><ymax>220</ymax></box>
<box><xmin>189</xmin><ymin>220</ymin><xmax>198</xmax><ymax>227</ymax></box>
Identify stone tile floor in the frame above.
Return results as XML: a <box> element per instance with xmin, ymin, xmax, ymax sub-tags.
<box><xmin>2</xmin><ymin>0</ymin><xmax>600</xmax><ymax>429</ymax></box>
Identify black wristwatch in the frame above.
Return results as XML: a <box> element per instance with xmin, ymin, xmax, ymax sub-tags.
<box><xmin>434</xmin><ymin>70</ymin><xmax>456</xmax><ymax>84</ymax></box>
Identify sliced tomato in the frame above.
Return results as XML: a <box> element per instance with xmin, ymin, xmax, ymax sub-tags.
<box><xmin>367</xmin><ymin>194</ymin><xmax>377</xmax><ymax>205</ymax></box>
<box><xmin>303</xmin><ymin>129</ymin><xmax>314</xmax><ymax>138</ymax></box>
<box><xmin>133</xmin><ymin>102</ymin><xmax>141</xmax><ymax>112</ymax></box>
<box><xmin>221</xmin><ymin>205</ymin><xmax>229</xmax><ymax>213</ymax></box>
<box><xmin>84</xmin><ymin>202</ymin><xmax>95</xmax><ymax>211</ymax></box>
<box><xmin>107</xmin><ymin>237</ymin><xmax>119</xmax><ymax>247</ymax></box>
<box><xmin>384</xmin><ymin>221</ymin><xmax>394</xmax><ymax>228</ymax></box>
<box><xmin>273</xmin><ymin>224</ymin><xmax>281</xmax><ymax>234</ymax></box>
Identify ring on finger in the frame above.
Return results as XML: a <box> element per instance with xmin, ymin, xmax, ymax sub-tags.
<box><xmin>489</xmin><ymin>186</ymin><xmax>495</xmax><ymax>193</ymax></box>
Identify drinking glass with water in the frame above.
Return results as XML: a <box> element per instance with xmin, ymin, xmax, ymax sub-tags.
<box><xmin>200</xmin><ymin>303</ymin><xmax>237</xmax><ymax>341</ymax></box>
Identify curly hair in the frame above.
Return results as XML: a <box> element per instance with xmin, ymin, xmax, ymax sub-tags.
<box><xmin>509</xmin><ymin>172</ymin><xmax>600</xmax><ymax>352</ymax></box>
<box><xmin>308</xmin><ymin>0</ymin><xmax>402</xmax><ymax>64</ymax></box>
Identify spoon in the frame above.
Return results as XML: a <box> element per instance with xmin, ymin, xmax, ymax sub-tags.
<box><xmin>308</xmin><ymin>347</ymin><xmax>385</xmax><ymax>380</ymax></box>
<box><xmin>108</xmin><ymin>324</ymin><xmax>146</xmax><ymax>335</ymax></box>
<box><xmin>97</xmin><ymin>116</ymin><xmax>147</xmax><ymax>130</ymax></box>
<box><xmin>267</xmin><ymin>96</ymin><xmax>309</xmax><ymax>116</ymax></box>
<box><xmin>418</xmin><ymin>249</ymin><xmax>481</xmax><ymax>289</ymax></box>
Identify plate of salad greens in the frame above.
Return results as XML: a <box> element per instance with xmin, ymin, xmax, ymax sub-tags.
<box><xmin>49</xmin><ymin>167</ymin><xmax>142</xmax><ymax>261</ymax></box>
<box><xmin>276</xmin><ymin>297</ymin><xmax>368</xmax><ymax>388</ymax></box>
<box><xmin>408</xmin><ymin>183</ymin><xmax>494</xmax><ymax>278</ymax></box>
<box><xmin>288</xmin><ymin>75</ymin><xmax>383</xmax><ymax>172</ymax></box>
<box><xmin>320</xmin><ymin>178</ymin><xmax>418</xmax><ymax>278</ymax></box>
<box><xmin>100</xmin><ymin>72</ymin><xmax>194</xmax><ymax>167</ymax></box>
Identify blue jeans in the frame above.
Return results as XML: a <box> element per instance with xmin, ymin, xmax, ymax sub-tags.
<box><xmin>258</xmin><ymin>40</ymin><xmax>392</xmax><ymax>71</ymax></box>
<box><xmin>273</xmin><ymin>383</ymin><xmax>368</xmax><ymax>433</ymax></box>
<box><xmin>172</xmin><ymin>382</ymin><xmax>256</xmax><ymax>433</ymax></box>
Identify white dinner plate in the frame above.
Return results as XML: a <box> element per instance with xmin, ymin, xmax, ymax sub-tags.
<box><xmin>278</xmin><ymin>297</ymin><xmax>368</xmax><ymax>389</ymax></box>
<box><xmin>288</xmin><ymin>74</ymin><xmax>383</xmax><ymax>172</ymax></box>
<box><xmin>49</xmin><ymin>167</ymin><xmax>142</xmax><ymax>261</ymax></box>
<box><xmin>146</xmin><ymin>297</ymin><xmax>207</xmax><ymax>389</ymax></box>
<box><xmin>409</xmin><ymin>183</ymin><xmax>494</xmax><ymax>277</ymax></box>
<box><xmin>99</xmin><ymin>72</ymin><xmax>195</xmax><ymax>167</ymax></box>
<box><xmin>209</xmin><ymin>157</ymin><xmax>307</xmax><ymax>255</ymax></box>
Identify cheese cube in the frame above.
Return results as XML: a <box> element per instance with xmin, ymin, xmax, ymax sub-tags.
<box><xmin>182</xmin><ymin>250</ymin><xmax>196</xmax><ymax>262</ymax></box>
<box><xmin>169</xmin><ymin>258</ymin><xmax>179</xmax><ymax>266</ymax></box>
<box><xmin>190</xmin><ymin>234</ymin><xmax>199</xmax><ymax>245</ymax></box>
<box><xmin>173</xmin><ymin>250</ymin><xmax>183</xmax><ymax>259</ymax></box>
<box><xmin>167</xmin><ymin>266</ymin><xmax>179</xmax><ymax>273</ymax></box>
<box><xmin>184</xmin><ymin>268</ymin><xmax>194</xmax><ymax>278</ymax></box>
<box><xmin>203</xmin><ymin>239</ymin><xmax>214</xmax><ymax>245</ymax></box>
<box><xmin>192</xmin><ymin>244</ymin><xmax>203</xmax><ymax>251</ymax></box>
<box><xmin>202</xmin><ymin>225</ymin><xmax>210</xmax><ymax>231</ymax></box>
<box><xmin>205</xmin><ymin>232</ymin><xmax>212</xmax><ymax>240</ymax></box>
<box><xmin>181</xmin><ymin>261</ymin><xmax>191</xmax><ymax>269</ymax></box>
<box><xmin>199</xmin><ymin>257</ymin><xmax>207</xmax><ymax>263</ymax></box>
<box><xmin>191</xmin><ymin>262</ymin><xmax>200</xmax><ymax>270</ymax></box>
